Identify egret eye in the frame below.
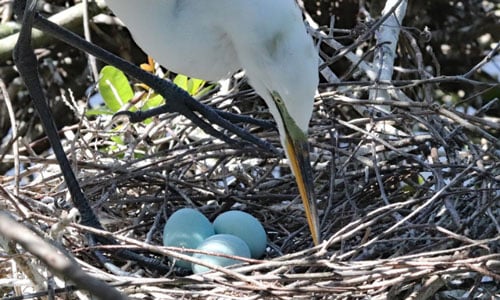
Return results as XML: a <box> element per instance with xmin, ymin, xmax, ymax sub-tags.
<box><xmin>270</xmin><ymin>91</ymin><xmax>285</xmax><ymax>108</ymax></box>
<box><xmin>271</xmin><ymin>91</ymin><xmax>281</xmax><ymax>101</ymax></box>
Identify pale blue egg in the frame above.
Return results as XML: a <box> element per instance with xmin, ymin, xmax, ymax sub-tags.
<box><xmin>163</xmin><ymin>208</ymin><xmax>214</xmax><ymax>269</ymax></box>
<box><xmin>213</xmin><ymin>211</ymin><xmax>267</xmax><ymax>258</ymax></box>
<box><xmin>192</xmin><ymin>234</ymin><xmax>251</xmax><ymax>274</ymax></box>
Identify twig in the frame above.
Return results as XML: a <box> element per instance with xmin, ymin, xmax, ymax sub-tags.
<box><xmin>0</xmin><ymin>212</ymin><xmax>128</xmax><ymax>300</ymax></box>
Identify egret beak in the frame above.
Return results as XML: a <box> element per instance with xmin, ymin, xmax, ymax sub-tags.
<box><xmin>285</xmin><ymin>133</ymin><xmax>321</xmax><ymax>245</ymax></box>
<box><xmin>270</xmin><ymin>91</ymin><xmax>320</xmax><ymax>245</ymax></box>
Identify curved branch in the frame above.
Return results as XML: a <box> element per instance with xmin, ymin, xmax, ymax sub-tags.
<box><xmin>0</xmin><ymin>212</ymin><xmax>128</xmax><ymax>300</ymax></box>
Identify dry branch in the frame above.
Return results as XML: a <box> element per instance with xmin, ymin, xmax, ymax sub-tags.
<box><xmin>0</xmin><ymin>0</ymin><xmax>498</xmax><ymax>299</ymax></box>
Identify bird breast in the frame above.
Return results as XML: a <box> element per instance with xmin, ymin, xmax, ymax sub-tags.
<box><xmin>105</xmin><ymin>0</ymin><xmax>318</xmax><ymax>133</ymax></box>
<box><xmin>105</xmin><ymin>0</ymin><xmax>240</xmax><ymax>80</ymax></box>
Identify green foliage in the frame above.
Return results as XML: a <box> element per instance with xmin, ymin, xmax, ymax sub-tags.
<box><xmin>88</xmin><ymin>66</ymin><xmax>208</xmax><ymax>117</ymax></box>
<box><xmin>86</xmin><ymin>65</ymin><xmax>209</xmax><ymax>155</ymax></box>
<box><xmin>99</xmin><ymin>65</ymin><xmax>134</xmax><ymax>113</ymax></box>
<box><xmin>173</xmin><ymin>74</ymin><xmax>207</xmax><ymax>96</ymax></box>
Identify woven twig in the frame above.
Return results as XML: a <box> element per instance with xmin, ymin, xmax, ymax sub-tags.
<box><xmin>1</xmin><ymin>2</ymin><xmax>499</xmax><ymax>299</ymax></box>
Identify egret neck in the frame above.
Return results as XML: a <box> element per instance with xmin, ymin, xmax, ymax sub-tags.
<box><xmin>104</xmin><ymin>0</ymin><xmax>321</xmax><ymax>244</ymax></box>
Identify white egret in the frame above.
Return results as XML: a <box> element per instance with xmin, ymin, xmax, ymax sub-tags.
<box><xmin>104</xmin><ymin>0</ymin><xmax>321</xmax><ymax>245</ymax></box>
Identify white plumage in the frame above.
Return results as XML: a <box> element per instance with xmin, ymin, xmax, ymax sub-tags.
<box><xmin>105</xmin><ymin>0</ymin><xmax>320</xmax><ymax>244</ymax></box>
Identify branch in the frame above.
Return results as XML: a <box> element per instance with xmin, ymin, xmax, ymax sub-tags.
<box><xmin>0</xmin><ymin>212</ymin><xmax>128</xmax><ymax>300</ymax></box>
<box><xmin>369</xmin><ymin>0</ymin><xmax>408</xmax><ymax>106</ymax></box>
<box><xmin>0</xmin><ymin>0</ymin><xmax>107</xmax><ymax>62</ymax></box>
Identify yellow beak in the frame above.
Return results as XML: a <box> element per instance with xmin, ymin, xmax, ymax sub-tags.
<box><xmin>285</xmin><ymin>136</ymin><xmax>320</xmax><ymax>245</ymax></box>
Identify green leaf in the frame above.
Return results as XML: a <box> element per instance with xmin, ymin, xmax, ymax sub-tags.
<box><xmin>98</xmin><ymin>66</ymin><xmax>134</xmax><ymax>112</ymax></box>
<box><xmin>110</xmin><ymin>135</ymin><xmax>124</xmax><ymax>145</ymax></box>
<box><xmin>197</xmin><ymin>84</ymin><xmax>215</xmax><ymax>98</ymax></box>
<box><xmin>140</xmin><ymin>94</ymin><xmax>165</xmax><ymax>124</ymax></box>
<box><xmin>173</xmin><ymin>74</ymin><xmax>189</xmax><ymax>92</ymax></box>
<box><xmin>173</xmin><ymin>74</ymin><xmax>206</xmax><ymax>96</ymax></box>
<box><xmin>143</xmin><ymin>94</ymin><xmax>165</xmax><ymax>110</ymax></box>
<box><xmin>85</xmin><ymin>107</ymin><xmax>114</xmax><ymax>116</ymax></box>
<box><xmin>417</xmin><ymin>175</ymin><xmax>425</xmax><ymax>185</ymax></box>
<box><xmin>187</xmin><ymin>77</ymin><xmax>205</xmax><ymax>95</ymax></box>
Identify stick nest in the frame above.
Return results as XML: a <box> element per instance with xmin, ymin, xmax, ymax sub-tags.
<box><xmin>1</xmin><ymin>19</ymin><xmax>499</xmax><ymax>300</ymax></box>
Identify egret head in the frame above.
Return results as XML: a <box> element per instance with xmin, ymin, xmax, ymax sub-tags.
<box><xmin>269</xmin><ymin>91</ymin><xmax>320</xmax><ymax>245</ymax></box>
<box><xmin>239</xmin><ymin>14</ymin><xmax>320</xmax><ymax>244</ymax></box>
<box><xmin>235</xmin><ymin>10</ymin><xmax>320</xmax><ymax>244</ymax></box>
<box><xmin>104</xmin><ymin>0</ymin><xmax>321</xmax><ymax>244</ymax></box>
